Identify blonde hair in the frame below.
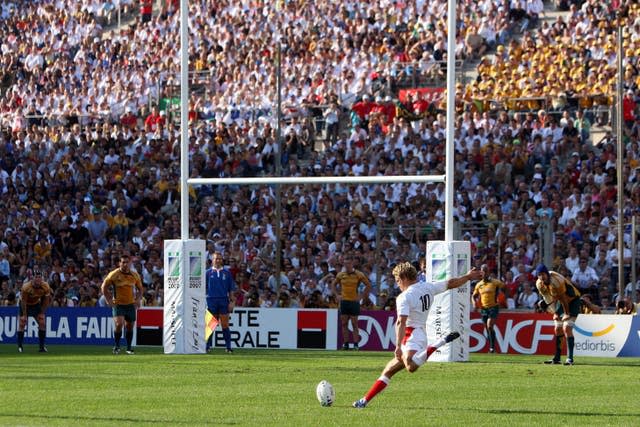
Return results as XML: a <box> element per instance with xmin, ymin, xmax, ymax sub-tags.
<box><xmin>392</xmin><ymin>262</ymin><xmax>418</xmax><ymax>282</ymax></box>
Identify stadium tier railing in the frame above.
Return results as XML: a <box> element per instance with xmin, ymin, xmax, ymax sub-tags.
<box><xmin>389</xmin><ymin>60</ymin><xmax>466</xmax><ymax>90</ymax></box>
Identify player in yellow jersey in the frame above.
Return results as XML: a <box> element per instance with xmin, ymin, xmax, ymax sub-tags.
<box><xmin>17</xmin><ymin>269</ymin><xmax>52</xmax><ymax>353</ymax></box>
<box><xmin>101</xmin><ymin>254</ymin><xmax>144</xmax><ymax>354</ymax></box>
<box><xmin>472</xmin><ymin>264</ymin><xmax>505</xmax><ymax>353</ymax></box>
<box><xmin>330</xmin><ymin>254</ymin><xmax>371</xmax><ymax>350</ymax></box>
<box><xmin>535</xmin><ymin>264</ymin><xmax>581</xmax><ymax>366</ymax></box>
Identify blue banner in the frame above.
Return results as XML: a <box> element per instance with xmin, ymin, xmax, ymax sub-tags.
<box><xmin>618</xmin><ymin>315</ymin><xmax>640</xmax><ymax>356</ymax></box>
<box><xmin>0</xmin><ymin>307</ymin><xmax>114</xmax><ymax>345</ymax></box>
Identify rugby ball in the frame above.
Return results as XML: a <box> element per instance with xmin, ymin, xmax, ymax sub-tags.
<box><xmin>316</xmin><ymin>380</ymin><xmax>335</xmax><ymax>407</ymax></box>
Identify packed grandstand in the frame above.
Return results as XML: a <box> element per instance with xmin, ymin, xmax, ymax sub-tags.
<box><xmin>0</xmin><ymin>0</ymin><xmax>638</xmax><ymax>312</ymax></box>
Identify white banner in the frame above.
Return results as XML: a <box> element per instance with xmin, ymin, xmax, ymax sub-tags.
<box><xmin>163</xmin><ymin>240</ymin><xmax>206</xmax><ymax>354</ymax></box>
<box><xmin>210</xmin><ymin>308</ymin><xmax>338</xmax><ymax>350</ymax></box>
<box><xmin>574</xmin><ymin>314</ymin><xmax>634</xmax><ymax>357</ymax></box>
<box><xmin>163</xmin><ymin>240</ymin><xmax>182</xmax><ymax>353</ymax></box>
<box><xmin>426</xmin><ymin>241</ymin><xmax>471</xmax><ymax>362</ymax></box>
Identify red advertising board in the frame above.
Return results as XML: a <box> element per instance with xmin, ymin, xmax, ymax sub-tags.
<box><xmin>469</xmin><ymin>311</ymin><xmax>557</xmax><ymax>355</ymax></box>
<box><xmin>351</xmin><ymin>311</ymin><xmax>558</xmax><ymax>355</ymax></box>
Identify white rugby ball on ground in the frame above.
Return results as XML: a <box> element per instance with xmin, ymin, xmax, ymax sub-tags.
<box><xmin>316</xmin><ymin>380</ymin><xmax>335</xmax><ymax>407</ymax></box>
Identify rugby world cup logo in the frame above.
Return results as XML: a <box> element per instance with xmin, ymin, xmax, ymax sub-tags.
<box><xmin>456</xmin><ymin>253</ymin><xmax>468</xmax><ymax>276</ymax></box>
<box><xmin>168</xmin><ymin>252</ymin><xmax>181</xmax><ymax>277</ymax></box>
<box><xmin>189</xmin><ymin>251</ymin><xmax>202</xmax><ymax>278</ymax></box>
<box><xmin>188</xmin><ymin>251</ymin><xmax>203</xmax><ymax>290</ymax></box>
<box><xmin>431</xmin><ymin>253</ymin><xmax>448</xmax><ymax>281</ymax></box>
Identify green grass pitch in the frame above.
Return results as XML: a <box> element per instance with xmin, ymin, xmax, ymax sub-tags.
<box><xmin>1</xmin><ymin>345</ymin><xmax>638</xmax><ymax>426</ymax></box>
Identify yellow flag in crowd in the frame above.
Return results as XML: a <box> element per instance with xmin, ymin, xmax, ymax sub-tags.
<box><xmin>205</xmin><ymin>310</ymin><xmax>219</xmax><ymax>341</ymax></box>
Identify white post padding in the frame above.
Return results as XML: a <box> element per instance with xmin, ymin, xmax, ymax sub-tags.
<box><xmin>163</xmin><ymin>239</ymin><xmax>207</xmax><ymax>354</ymax></box>
<box><xmin>426</xmin><ymin>241</ymin><xmax>471</xmax><ymax>362</ymax></box>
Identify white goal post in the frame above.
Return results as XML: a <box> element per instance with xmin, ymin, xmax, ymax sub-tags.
<box><xmin>183</xmin><ymin>174</ymin><xmax>470</xmax><ymax>361</ymax></box>
<box><xmin>170</xmin><ymin>0</ymin><xmax>465</xmax><ymax>354</ymax></box>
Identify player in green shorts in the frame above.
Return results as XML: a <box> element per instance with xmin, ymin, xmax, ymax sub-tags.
<box><xmin>330</xmin><ymin>254</ymin><xmax>371</xmax><ymax>350</ymax></box>
<box><xmin>101</xmin><ymin>254</ymin><xmax>144</xmax><ymax>355</ymax></box>
<box><xmin>472</xmin><ymin>265</ymin><xmax>505</xmax><ymax>353</ymax></box>
<box><xmin>535</xmin><ymin>264</ymin><xmax>582</xmax><ymax>366</ymax></box>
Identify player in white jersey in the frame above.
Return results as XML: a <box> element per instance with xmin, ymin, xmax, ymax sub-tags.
<box><xmin>398</xmin><ymin>278</ymin><xmax>444</xmax><ymax>327</ymax></box>
<box><xmin>353</xmin><ymin>261</ymin><xmax>482</xmax><ymax>408</ymax></box>
<box><xmin>394</xmin><ymin>277</ymin><xmax>447</xmax><ymax>357</ymax></box>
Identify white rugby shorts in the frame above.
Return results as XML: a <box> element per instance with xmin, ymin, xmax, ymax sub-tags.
<box><xmin>402</xmin><ymin>326</ymin><xmax>427</xmax><ymax>353</ymax></box>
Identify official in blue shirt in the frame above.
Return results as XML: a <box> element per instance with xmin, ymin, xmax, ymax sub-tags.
<box><xmin>205</xmin><ymin>251</ymin><xmax>235</xmax><ymax>353</ymax></box>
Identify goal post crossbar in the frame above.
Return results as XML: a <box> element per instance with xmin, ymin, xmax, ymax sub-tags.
<box><xmin>187</xmin><ymin>175</ymin><xmax>446</xmax><ymax>186</ymax></box>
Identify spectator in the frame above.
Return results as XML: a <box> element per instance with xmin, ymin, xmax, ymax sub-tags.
<box><xmin>112</xmin><ymin>208</ymin><xmax>130</xmax><ymax>243</ymax></box>
<box><xmin>267</xmin><ymin>270</ymin><xmax>290</xmax><ymax>292</ymax></box>
<box><xmin>3</xmin><ymin>291</ymin><xmax>18</xmax><ymax>307</ymax></box>
<box><xmin>571</xmin><ymin>258</ymin><xmax>600</xmax><ymax>301</ymax></box>
<box><xmin>276</xmin><ymin>290</ymin><xmax>291</xmax><ymax>308</ymax></box>
<box><xmin>516</xmin><ymin>282</ymin><xmax>539</xmax><ymax>310</ymax></box>
<box><xmin>0</xmin><ymin>250</ymin><xmax>10</xmax><ymax>283</ymax></box>
<box><xmin>581</xmin><ymin>294</ymin><xmax>602</xmax><ymax>314</ymax></box>
<box><xmin>564</xmin><ymin>245</ymin><xmax>580</xmax><ymax>275</ymax></box>
<box><xmin>608</xmin><ymin>239</ymin><xmax>633</xmax><ymax>292</ymax></box>
<box><xmin>87</xmin><ymin>208</ymin><xmax>109</xmax><ymax>249</ymax></box>
<box><xmin>615</xmin><ymin>297</ymin><xmax>637</xmax><ymax>315</ymax></box>
<box><xmin>144</xmin><ymin>106</ymin><xmax>165</xmax><ymax>133</ymax></box>
<box><xmin>140</xmin><ymin>0</ymin><xmax>153</xmax><ymax>23</ymax></box>
<box><xmin>120</xmin><ymin>105</ymin><xmax>137</xmax><ymax>128</ymax></box>
<box><xmin>52</xmin><ymin>288</ymin><xmax>72</xmax><ymax>308</ymax></box>
<box><xmin>622</xmin><ymin>90</ymin><xmax>637</xmax><ymax>130</ymax></box>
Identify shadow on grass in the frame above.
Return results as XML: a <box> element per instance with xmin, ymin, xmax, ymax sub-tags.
<box><xmin>466</xmin><ymin>359</ymin><xmax>640</xmax><ymax>368</ymax></box>
<box><xmin>472</xmin><ymin>407</ymin><xmax>640</xmax><ymax>418</ymax></box>
<box><xmin>0</xmin><ymin>413</ymin><xmax>239</xmax><ymax>425</ymax></box>
<box><xmin>0</xmin><ymin>375</ymin><xmax>90</xmax><ymax>381</ymax></box>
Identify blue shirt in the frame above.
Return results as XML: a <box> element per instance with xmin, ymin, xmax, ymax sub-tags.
<box><xmin>0</xmin><ymin>258</ymin><xmax>9</xmax><ymax>277</ymax></box>
<box><xmin>205</xmin><ymin>267</ymin><xmax>235</xmax><ymax>303</ymax></box>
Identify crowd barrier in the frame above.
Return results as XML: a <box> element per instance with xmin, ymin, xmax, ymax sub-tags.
<box><xmin>0</xmin><ymin>308</ymin><xmax>637</xmax><ymax>357</ymax></box>
<box><xmin>469</xmin><ymin>312</ymin><xmax>640</xmax><ymax>357</ymax></box>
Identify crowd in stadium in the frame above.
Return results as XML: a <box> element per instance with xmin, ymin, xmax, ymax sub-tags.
<box><xmin>0</xmin><ymin>0</ymin><xmax>639</xmax><ymax>314</ymax></box>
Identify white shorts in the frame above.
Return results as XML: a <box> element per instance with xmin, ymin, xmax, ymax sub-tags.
<box><xmin>402</xmin><ymin>327</ymin><xmax>427</xmax><ymax>353</ymax></box>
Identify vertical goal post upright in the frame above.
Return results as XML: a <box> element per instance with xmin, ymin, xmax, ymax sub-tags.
<box><xmin>170</xmin><ymin>0</ymin><xmax>463</xmax><ymax>354</ymax></box>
